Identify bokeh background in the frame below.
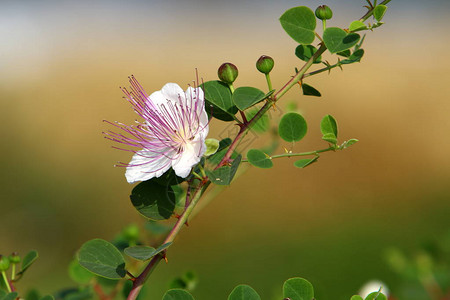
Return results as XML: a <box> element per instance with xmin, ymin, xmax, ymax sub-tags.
<box><xmin>1</xmin><ymin>0</ymin><xmax>449</xmax><ymax>299</ymax></box>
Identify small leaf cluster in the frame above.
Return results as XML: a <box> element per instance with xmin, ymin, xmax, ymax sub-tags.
<box><xmin>161</xmin><ymin>277</ymin><xmax>387</xmax><ymax>300</ymax></box>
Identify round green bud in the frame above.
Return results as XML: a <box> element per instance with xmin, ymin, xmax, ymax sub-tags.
<box><xmin>315</xmin><ymin>5</ymin><xmax>333</xmax><ymax>20</ymax></box>
<box><xmin>256</xmin><ymin>55</ymin><xmax>274</xmax><ymax>74</ymax></box>
<box><xmin>9</xmin><ymin>252</ymin><xmax>20</xmax><ymax>264</ymax></box>
<box><xmin>217</xmin><ymin>62</ymin><xmax>238</xmax><ymax>84</ymax></box>
<box><xmin>0</xmin><ymin>255</ymin><xmax>10</xmax><ymax>271</ymax></box>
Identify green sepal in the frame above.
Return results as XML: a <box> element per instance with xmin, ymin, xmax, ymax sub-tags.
<box><xmin>247</xmin><ymin>149</ymin><xmax>273</xmax><ymax>169</ymax></box>
<box><xmin>77</xmin><ymin>239</ymin><xmax>126</xmax><ymax>280</ymax></box>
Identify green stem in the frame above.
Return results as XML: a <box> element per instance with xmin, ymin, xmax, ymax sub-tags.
<box><xmin>126</xmin><ymin>182</ymin><xmax>210</xmax><ymax>300</ymax></box>
<box><xmin>11</xmin><ymin>264</ymin><xmax>15</xmax><ymax>281</ymax></box>
<box><xmin>1</xmin><ymin>271</ymin><xmax>11</xmax><ymax>293</ymax></box>
<box><xmin>265</xmin><ymin>73</ymin><xmax>273</xmax><ymax>91</ymax></box>
<box><xmin>322</xmin><ymin>19</ymin><xmax>326</xmax><ymax>32</ymax></box>
<box><xmin>192</xmin><ymin>171</ymin><xmax>203</xmax><ymax>181</ymax></box>
<box><xmin>242</xmin><ymin>147</ymin><xmax>334</xmax><ymax>162</ymax></box>
<box><xmin>303</xmin><ymin>62</ymin><xmax>341</xmax><ymax>78</ymax></box>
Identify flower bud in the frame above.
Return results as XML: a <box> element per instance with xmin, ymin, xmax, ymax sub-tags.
<box><xmin>256</xmin><ymin>55</ymin><xmax>274</xmax><ymax>74</ymax></box>
<box><xmin>315</xmin><ymin>5</ymin><xmax>333</xmax><ymax>20</ymax></box>
<box><xmin>0</xmin><ymin>255</ymin><xmax>10</xmax><ymax>271</ymax></box>
<box><xmin>217</xmin><ymin>63</ymin><xmax>238</xmax><ymax>84</ymax></box>
<box><xmin>9</xmin><ymin>252</ymin><xmax>20</xmax><ymax>264</ymax></box>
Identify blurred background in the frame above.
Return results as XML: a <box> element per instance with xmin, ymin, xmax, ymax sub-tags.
<box><xmin>1</xmin><ymin>0</ymin><xmax>450</xmax><ymax>299</ymax></box>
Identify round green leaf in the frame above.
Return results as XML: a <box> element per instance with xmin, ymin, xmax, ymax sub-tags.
<box><xmin>247</xmin><ymin>149</ymin><xmax>273</xmax><ymax>169</ymax></box>
<box><xmin>323</xmin><ymin>27</ymin><xmax>360</xmax><ymax>54</ymax></box>
<box><xmin>202</xmin><ymin>80</ymin><xmax>237</xmax><ymax>121</ymax></box>
<box><xmin>77</xmin><ymin>239</ymin><xmax>126</xmax><ymax>280</ymax></box>
<box><xmin>373</xmin><ymin>5</ymin><xmax>387</xmax><ymax>22</ymax></box>
<box><xmin>349</xmin><ymin>20</ymin><xmax>367</xmax><ymax>32</ymax></box>
<box><xmin>279</xmin><ymin>6</ymin><xmax>316</xmax><ymax>45</ymax></box>
<box><xmin>301</xmin><ymin>83</ymin><xmax>321</xmax><ymax>97</ymax></box>
<box><xmin>294</xmin><ymin>157</ymin><xmax>318</xmax><ymax>168</ymax></box>
<box><xmin>341</xmin><ymin>49</ymin><xmax>365</xmax><ymax>65</ymax></box>
<box><xmin>295</xmin><ymin>45</ymin><xmax>322</xmax><ymax>64</ymax></box>
<box><xmin>283</xmin><ymin>277</ymin><xmax>314</xmax><ymax>300</ymax></box>
<box><xmin>278</xmin><ymin>112</ymin><xmax>307</xmax><ymax>142</ymax></box>
<box><xmin>68</xmin><ymin>259</ymin><xmax>94</xmax><ymax>284</ymax></box>
<box><xmin>245</xmin><ymin>108</ymin><xmax>270</xmax><ymax>133</ymax></box>
<box><xmin>228</xmin><ymin>285</ymin><xmax>261</xmax><ymax>300</ymax></box>
<box><xmin>130</xmin><ymin>180</ymin><xmax>176</xmax><ymax>220</ymax></box>
<box><xmin>162</xmin><ymin>289</ymin><xmax>195</xmax><ymax>300</ymax></box>
<box><xmin>232</xmin><ymin>87</ymin><xmax>266</xmax><ymax>111</ymax></box>
<box><xmin>350</xmin><ymin>296</ymin><xmax>364</xmax><ymax>300</ymax></box>
<box><xmin>204</xmin><ymin>138</ymin><xmax>220</xmax><ymax>156</ymax></box>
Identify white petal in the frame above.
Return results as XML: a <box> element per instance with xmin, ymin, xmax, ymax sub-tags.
<box><xmin>125</xmin><ymin>150</ymin><xmax>172</xmax><ymax>183</ymax></box>
<box><xmin>171</xmin><ymin>136</ymin><xmax>206</xmax><ymax>178</ymax></box>
<box><xmin>161</xmin><ymin>83</ymin><xmax>185</xmax><ymax>104</ymax></box>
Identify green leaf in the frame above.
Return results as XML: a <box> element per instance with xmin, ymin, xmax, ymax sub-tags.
<box><xmin>283</xmin><ymin>277</ymin><xmax>314</xmax><ymax>300</ymax></box>
<box><xmin>77</xmin><ymin>239</ymin><xmax>126</xmax><ymax>280</ymax></box>
<box><xmin>323</xmin><ymin>27</ymin><xmax>360</xmax><ymax>54</ymax></box>
<box><xmin>279</xmin><ymin>6</ymin><xmax>316</xmax><ymax>45</ymax></box>
<box><xmin>341</xmin><ymin>138</ymin><xmax>359</xmax><ymax>149</ymax></box>
<box><xmin>0</xmin><ymin>292</ymin><xmax>18</xmax><ymax>300</ymax></box>
<box><xmin>68</xmin><ymin>259</ymin><xmax>94</xmax><ymax>284</ymax></box>
<box><xmin>245</xmin><ymin>108</ymin><xmax>270</xmax><ymax>133</ymax></box>
<box><xmin>204</xmin><ymin>138</ymin><xmax>220</xmax><ymax>156</ymax></box>
<box><xmin>349</xmin><ymin>20</ymin><xmax>367</xmax><ymax>32</ymax></box>
<box><xmin>341</xmin><ymin>49</ymin><xmax>365</xmax><ymax>64</ymax></box>
<box><xmin>206</xmin><ymin>155</ymin><xmax>241</xmax><ymax>185</ymax></box>
<box><xmin>39</xmin><ymin>296</ymin><xmax>54</xmax><ymax>300</ymax></box>
<box><xmin>320</xmin><ymin>115</ymin><xmax>338</xmax><ymax>136</ymax></box>
<box><xmin>130</xmin><ymin>180</ymin><xmax>176</xmax><ymax>220</ymax></box>
<box><xmin>294</xmin><ymin>157</ymin><xmax>319</xmax><ymax>168</ymax></box>
<box><xmin>350</xmin><ymin>296</ymin><xmax>364</xmax><ymax>300</ymax></box>
<box><xmin>232</xmin><ymin>87</ymin><xmax>266</xmax><ymax>111</ymax></box>
<box><xmin>373</xmin><ymin>5</ymin><xmax>387</xmax><ymax>22</ymax></box>
<box><xmin>295</xmin><ymin>45</ymin><xmax>322</xmax><ymax>64</ymax></box>
<box><xmin>145</xmin><ymin>220</ymin><xmax>171</xmax><ymax>235</ymax></box>
<box><xmin>278</xmin><ymin>112</ymin><xmax>308</xmax><ymax>142</ymax></box>
<box><xmin>365</xmin><ymin>292</ymin><xmax>387</xmax><ymax>300</ymax></box>
<box><xmin>302</xmin><ymin>83</ymin><xmax>321</xmax><ymax>97</ymax></box>
<box><xmin>247</xmin><ymin>149</ymin><xmax>273</xmax><ymax>169</ymax></box>
<box><xmin>228</xmin><ymin>285</ymin><xmax>261</xmax><ymax>300</ymax></box>
<box><xmin>322</xmin><ymin>133</ymin><xmax>337</xmax><ymax>144</ymax></box>
<box><xmin>163</xmin><ymin>289</ymin><xmax>195</xmax><ymax>300</ymax></box>
<box><xmin>337</xmin><ymin>50</ymin><xmax>351</xmax><ymax>57</ymax></box>
<box><xmin>124</xmin><ymin>242</ymin><xmax>172</xmax><ymax>261</ymax></box>
<box><xmin>18</xmin><ymin>250</ymin><xmax>38</xmax><ymax>276</ymax></box>
<box><xmin>202</xmin><ymin>80</ymin><xmax>237</xmax><ymax>121</ymax></box>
